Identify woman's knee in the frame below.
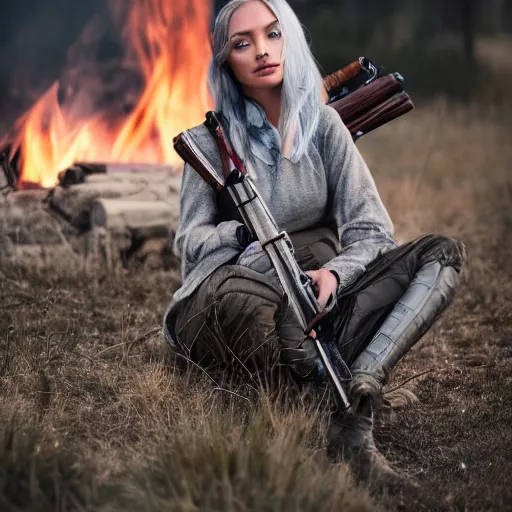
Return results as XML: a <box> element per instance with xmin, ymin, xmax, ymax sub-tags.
<box><xmin>215</xmin><ymin>273</ymin><xmax>282</xmax><ymax>331</ymax></box>
<box><xmin>212</xmin><ymin>280</ymin><xmax>283</xmax><ymax>370</ymax></box>
<box><xmin>419</xmin><ymin>234</ymin><xmax>466</xmax><ymax>272</ymax></box>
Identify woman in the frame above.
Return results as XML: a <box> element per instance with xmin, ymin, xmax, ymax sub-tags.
<box><xmin>164</xmin><ymin>0</ymin><xmax>465</xmax><ymax>481</ymax></box>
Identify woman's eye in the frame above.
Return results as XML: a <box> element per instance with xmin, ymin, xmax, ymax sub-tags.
<box><xmin>233</xmin><ymin>40</ymin><xmax>249</xmax><ymax>50</ymax></box>
<box><xmin>269</xmin><ymin>30</ymin><xmax>281</xmax><ymax>39</ymax></box>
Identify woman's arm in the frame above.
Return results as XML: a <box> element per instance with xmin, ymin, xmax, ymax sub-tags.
<box><xmin>320</xmin><ymin>106</ymin><xmax>397</xmax><ymax>292</ymax></box>
<box><xmin>174</xmin><ymin>163</ymin><xmax>245</xmax><ymax>281</ymax></box>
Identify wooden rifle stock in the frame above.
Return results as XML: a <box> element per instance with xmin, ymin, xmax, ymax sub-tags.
<box><xmin>323</xmin><ymin>60</ymin><xmax>362</xmax><ymax>93</ymax></box>
<box><xmin>329</xmin><ymin>73</ymin><xmax>414</xmax><ymax>139</ymax></box>
<box><xmin>323</xmin><ymin>57</ymin><xmax>414</xmax><ymax>139</ymax></box>
<box><xmin>173</xmin><ymin>131</ymin><xmax>225</xmax><ymax>191</ymax></box>
<box><xmin>345</xmin><ymin>91</ymin><xmax>413</xmax><ymax>135</ymax></box>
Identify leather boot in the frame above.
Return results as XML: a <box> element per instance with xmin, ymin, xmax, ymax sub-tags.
<box><xmin>349</xmin><ymin>261</ymin><xmax>460</xmax><ymax>409</ymax></box>
<box><xmin>327</xmin><ymin>396</ymin><xmax>400</xmax><ymax>483</ymax></box>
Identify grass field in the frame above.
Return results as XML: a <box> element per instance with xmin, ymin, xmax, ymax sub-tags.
<box><xmin>1</xmin><ymin>101</ymin><xmax>511</xmax><ymax>511</ymax></box>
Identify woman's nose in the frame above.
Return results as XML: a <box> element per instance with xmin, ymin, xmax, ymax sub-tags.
<box><xmin>254</xmin><ymin>36</ymin><xmax>268</xmax><ymax>59</ymax></box>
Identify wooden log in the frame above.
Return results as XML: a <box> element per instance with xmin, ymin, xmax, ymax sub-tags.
<box><xmin>82</xmin><ymin>173</ymin><xmax>182</xmax><ymax>196</ymax></box>
<box><xmin>81</xmin><ymin>162</ymin><xmax>178</xmax><ymax>173</ymax></box>
<box><xmin>49</xmin><ymin>171</ymin><xmax>182</xmax><ymax>229</ymax></box>
<box><xmin>90</xmin><ymin>199</ymin><xmax>178</xmax><ymax>239</ymax></box>
<box><xmin>48</xmin><ymin>181</ymin><xmax>145</xmax><ymax>230</ymax></box>
<box><xmin>58</xmin><ymin>162</ymin><xmax>181</xmax><ymax>187</ymax></box>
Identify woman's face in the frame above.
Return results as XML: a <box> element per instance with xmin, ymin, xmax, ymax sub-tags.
<box><xmin>226</xmin><ymin>1</ymin><xmax>284</xmax><ymax>92</ymax></box>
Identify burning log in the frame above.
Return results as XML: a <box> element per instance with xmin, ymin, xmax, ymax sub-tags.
<box><xmin>58</xmin><ymin>163</ymin><xmax>106</xmax><ymax>187</ymax></box>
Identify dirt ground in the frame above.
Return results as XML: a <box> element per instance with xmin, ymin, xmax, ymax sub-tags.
<box><xmin>0</xmin><ymin>102</ymin><xmax>511</xmax><ymax>511</ymax></box>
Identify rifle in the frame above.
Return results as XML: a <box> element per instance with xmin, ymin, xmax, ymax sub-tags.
<box><xmin>173</xmin><ymin>111</ymin><xmax>352</xmax><ymax>411</ymax></box>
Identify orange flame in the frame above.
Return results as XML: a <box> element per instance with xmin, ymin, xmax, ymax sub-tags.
<box><xmin>13</xmin><ymin>0</ymin><xmax>213</xmax><ymax>188</ymax></box>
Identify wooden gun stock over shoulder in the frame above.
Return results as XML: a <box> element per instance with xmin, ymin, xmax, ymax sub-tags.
<box><xmin>323</xmin><ymin>57</ymin><xmax>414</xmax><ymax>140</ymax></box>
<box><xmin>173</xmin><ymin>131</ymin><xmax>225</xmax><ymax>191</ymax></box>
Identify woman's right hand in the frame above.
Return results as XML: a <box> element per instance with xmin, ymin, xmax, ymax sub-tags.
<box><xmin>306</xmin><ymin>269</ymin><xmax>338</xmax><ymax>309</ymax></box>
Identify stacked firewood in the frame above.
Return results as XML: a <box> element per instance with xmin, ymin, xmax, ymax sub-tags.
<box><xmin>0</xmin><ymin>161</ymin><xmax>182</xmax><ymax>268</ymax></box>
<box><xmin>46</xmin><ymin>163</ymin><xmax>182</xmax><ymax>268</ymax></box>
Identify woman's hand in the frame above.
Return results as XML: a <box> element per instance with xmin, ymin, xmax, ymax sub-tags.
<box><xmin>305</xmin><ymin>269</ymin><xmax>338</xmax><ymax>309</ymax></box>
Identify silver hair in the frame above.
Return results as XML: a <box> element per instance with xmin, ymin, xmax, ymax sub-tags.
<box><xmin>208</xmin><ymin>0</ymin><xmax>324</xmax><ymax>171</ymax></box>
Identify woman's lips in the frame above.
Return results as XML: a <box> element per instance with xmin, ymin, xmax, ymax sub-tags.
<box><xmin>254</xmin><ymin>64</ymin><xmax>279</xmax><ymax>74</ymax></box>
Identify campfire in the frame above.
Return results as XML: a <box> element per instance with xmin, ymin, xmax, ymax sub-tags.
<box><xmin>8</xmin><ymin>0</ymin><xmax>213</xmax><ymax>190</ymax></box>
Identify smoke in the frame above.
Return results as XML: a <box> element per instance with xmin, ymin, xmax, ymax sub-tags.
<box><xmin>0</xmin><ymin>0</ymin><xmax>106</xmax><ymax>135</ymax></box>
<box><xmin>57</xmin><ymin>5</ymin><xmax>143</xmax><ymax>123</ymax></box>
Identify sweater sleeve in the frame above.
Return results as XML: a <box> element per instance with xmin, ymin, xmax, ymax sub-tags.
<box><xmin>174</xmin><ymin>162</ymin><xmax>245</xmax><ymax>282</ymax></box>
<box><xmin>320</xmin><ymin>106</ymin><xmax>397</xmax><ymax>292</ymax></box>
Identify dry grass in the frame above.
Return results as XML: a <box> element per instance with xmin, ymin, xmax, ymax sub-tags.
<box><xmin>1</xmin><ymin>101</ymin><xmax>511</xmax><ymax>511</ymax></box>
<box><xmin>0</xmin><ymin>251</ymin><xmax>374</xmax><ymax>510</ymax></box>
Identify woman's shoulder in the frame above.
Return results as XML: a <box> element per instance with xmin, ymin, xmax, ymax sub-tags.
<box><xmin>317</xmin><ymin>104</ymin><xmax>346</xmax><ymax>133</ymax></box>
<box><xmin>314</xmin><ymin>104</ymin><xmax>349</xmax><ymax>148</ymax></box>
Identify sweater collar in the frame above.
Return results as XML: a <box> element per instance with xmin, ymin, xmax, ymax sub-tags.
<box><xmin>244</xmin><ymin>97</ymin><xmax>282</xmax><ymax>167</ymax></box>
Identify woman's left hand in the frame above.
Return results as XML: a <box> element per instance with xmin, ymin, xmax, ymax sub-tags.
<box><xmin>305</xmin><ymin>269</ymin><xmax>338</xmax><ymax>309</ymax></box>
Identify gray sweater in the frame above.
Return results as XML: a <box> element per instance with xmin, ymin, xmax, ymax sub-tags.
<box><xmin>164</xmin><ymin>99</ymin><xmax>397</xmax><ymax>346</ymax></box>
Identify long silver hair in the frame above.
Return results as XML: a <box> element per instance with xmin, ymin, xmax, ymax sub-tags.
<box><xmin>209</xmin><ymin>0</ymin><xmax>324</xmax><ymax>170</ymax></box>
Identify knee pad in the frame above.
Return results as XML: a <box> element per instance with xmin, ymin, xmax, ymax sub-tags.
<box><xmin>419</xmin><ymin>235</ymin><xmax>466</xmax><ymax>272</ymax></box>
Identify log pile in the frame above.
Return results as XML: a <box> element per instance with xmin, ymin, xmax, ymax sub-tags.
<box><xmin>0</xmin><ymin>162</ymin><xmax>182</xmax><ymax>269</ymax></box>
